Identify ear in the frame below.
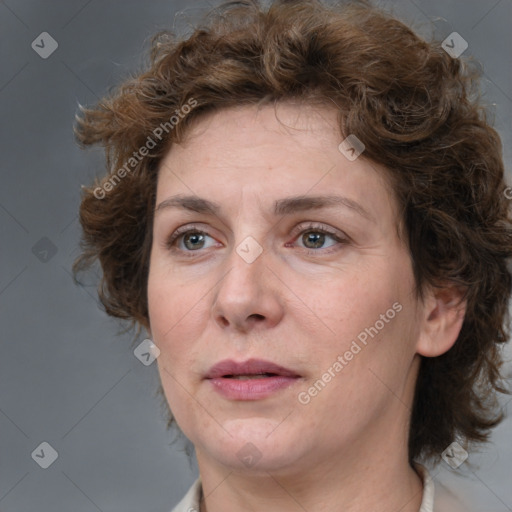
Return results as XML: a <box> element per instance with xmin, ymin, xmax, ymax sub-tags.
<box><xmin>416</xmin><ymin>283</ymin><xmax>467</xmax><ymax>357</ymax></box>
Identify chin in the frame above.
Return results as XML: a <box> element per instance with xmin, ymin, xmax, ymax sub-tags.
<box><xmin>199</xmin><ymin>418</ymin><xmax>303</xmax><ymax>472</ymax></box>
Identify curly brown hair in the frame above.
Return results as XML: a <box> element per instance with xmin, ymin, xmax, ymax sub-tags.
<box><xmin>72</xmin><ymin>0</ymin><xmax>512</xmax><ymax>467</ymax></box>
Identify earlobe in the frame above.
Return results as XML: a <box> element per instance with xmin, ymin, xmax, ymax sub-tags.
<box><xmin>416</xmin><ymin>284</ymin><xmax>467</xmax><ymax>358</ymax></box>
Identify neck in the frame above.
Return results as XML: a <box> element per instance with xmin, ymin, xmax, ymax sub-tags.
<box><xmin>196</xmin><ymin>438</ymin><xmax>424</xmax><ymax>512</ymax></box>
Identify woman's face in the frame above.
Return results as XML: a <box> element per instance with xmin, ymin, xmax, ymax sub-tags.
<box><xmin>147</xmin><ymin>102</ymin><xmax>426</xmax><ymax>475</ymax></box>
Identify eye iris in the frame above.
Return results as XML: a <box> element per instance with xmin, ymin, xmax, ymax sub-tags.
<box><xmin>303</xmin><ymin>232</ymin><xmax>325</xmax><ymax>249</ymax></box>
<box><xmin>184</xmin><ymin>232</ymin><xmax>205</xmax><ymax>250</ymax></box>
<box><xmin>177</xmin><ymin>229</ymin><xmax>333</xmax><ymax>251</ymax></box>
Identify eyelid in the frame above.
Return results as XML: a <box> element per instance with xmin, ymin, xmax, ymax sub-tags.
<box><xmin>289</xmin><ymin>221</ymin><xmax>348</xmax><ymax>241</ymax></box>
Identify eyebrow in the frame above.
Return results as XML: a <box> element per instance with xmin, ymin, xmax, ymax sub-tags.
<box><xmin>154</xmin><ymin>194</ymin><xmax>374</xmax><ymax>222</ymax></box>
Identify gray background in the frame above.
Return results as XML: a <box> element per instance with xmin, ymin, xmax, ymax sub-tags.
<box><xmin>1</xmin><ymin>0</ymin><xmax>511</xmax><ymax>511</ymax></box>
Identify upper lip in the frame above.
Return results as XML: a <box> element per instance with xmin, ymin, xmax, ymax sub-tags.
<box><xmin>205</xmin><ymin>358</ymin><xmax>301</xmax><ymax>379</ymax></box>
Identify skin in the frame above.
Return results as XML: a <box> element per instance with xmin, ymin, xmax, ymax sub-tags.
<box><xmin>147</xmin><ymin>102</ymin><xmax>466</xmax><ymax>512</ymax></box>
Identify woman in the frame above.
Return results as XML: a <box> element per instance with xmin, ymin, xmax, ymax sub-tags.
<box><xmin>72</xmin><ymin>1</ymin><xmax>512</xmax><ymax>510</ymax></box>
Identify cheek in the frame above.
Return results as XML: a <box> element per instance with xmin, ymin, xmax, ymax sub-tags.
<box><xmin>147</xmin><ymin>269</ymin><xmax>212</xmax><ymax>379</ymax></box>
<box><xmin>147</xmin><ymin>276</ymin><xmax>172</xmax><ymax>340</ymax></box>
<box><xmin>305</xmin><ymin>272</ymin><xmax>414</xmax><ymax>398</ymax></box>
<box><xmin>148</xmin><ymin>276</ymin><xmax>206</xmax><ymax>426</ymax></box>
<box><xmin>148</xmin><ymin>278</ymin><xmax>186</xmax><ymax>374</ymax></box>
<box><xmin>148</xmin><ymin>265</ymin><xmax>197</xmax><ymax>337</ymax></box>
<box><xmin>156</xmin><ymin>360</ymin><xmax>206</xmax><ymax>439</ymax></box>
<box><xmin>324</xmin><ymin>275</ymin><xmax>400</xmax><ymax>342</ymax></box>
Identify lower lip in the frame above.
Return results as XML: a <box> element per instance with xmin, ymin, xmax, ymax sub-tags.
<box><xmin>207</xmin><ymin>376</ymin><xmax>299</xmax><ymax>400</ymax></box>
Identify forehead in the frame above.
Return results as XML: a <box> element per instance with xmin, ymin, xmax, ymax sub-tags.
<box><xmin>169</xmin><ymin>101</ymin><xmax>343</xmax><ymax>164</ymax></box>
<box><xmin>155</xmin><ymin>103</ymin><xmax>398</xmax><ymax>225</ymax></box>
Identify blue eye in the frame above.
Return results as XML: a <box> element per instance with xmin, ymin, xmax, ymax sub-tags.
<box><xmin>165</xmin><ymin>222</ymin><xmax>348</xmax><ymax>256</ymax></box>
<box><xmin>166</xmin><ymin>228</ymin><xmax>217</xmax><ymax>252</ymax></box>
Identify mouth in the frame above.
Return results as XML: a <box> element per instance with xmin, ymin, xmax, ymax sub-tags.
<box><xmin>205</xmin><ymin>359</ymin><xmax>302</xmax><ymax>400</ymax></box>
<box><xmin>205</xmin><ymin>358</ymin><xmax>301</xmax><ymax>380</ymax></box>
<box><xmin>222</xmin><ymin>373</ymin><xmax>281</xmax><ymax>380</ymax></box>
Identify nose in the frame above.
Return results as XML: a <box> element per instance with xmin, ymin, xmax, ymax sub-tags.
<box><xmin>211</xmin><ymin>240</ymin><xmax>285</xmax><ymax>334</ymax></box>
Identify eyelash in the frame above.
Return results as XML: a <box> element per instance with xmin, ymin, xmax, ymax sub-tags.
<box><xmin>164</xmin><ymin>222</ymin><xmax>349</xmax><ymax>257</ymax></box>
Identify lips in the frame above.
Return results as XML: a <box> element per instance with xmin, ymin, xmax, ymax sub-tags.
<box><xmin>205</xmin><ymin>358</ymin><xmax>300</xmax><ymax>379</ymax></box>
<box><xmin>205</xmin><ymin>359</ymin><xmax>302</xmax><ymax>400</ymax></box>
